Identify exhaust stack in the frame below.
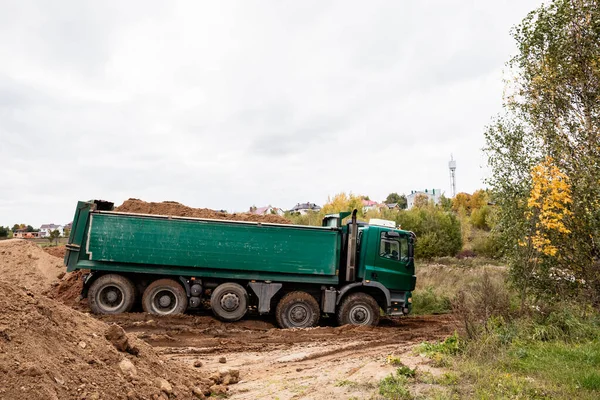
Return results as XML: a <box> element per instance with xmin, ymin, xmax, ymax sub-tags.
<box><xmin>345</xmin><ymin>209</ymin><xmax>358</xmax><ymax>282</ymax></box>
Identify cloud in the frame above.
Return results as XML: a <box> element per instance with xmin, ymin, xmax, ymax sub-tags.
<box><xmin>0</xmin><ymin>0</ymin><xmax>544</xmax><ymax>226</ymax></box>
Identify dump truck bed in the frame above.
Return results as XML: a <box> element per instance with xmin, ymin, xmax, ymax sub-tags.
<box><xmin>68</xmin><ymin>207</ymin><xmax>341</xmax><ymax>284</ymax></box>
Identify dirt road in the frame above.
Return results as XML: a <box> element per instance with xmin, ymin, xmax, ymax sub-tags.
<box><xmin>99</xmin><ymin>312</ymin><xmax>455</xmax><ymax>399</ymax></box>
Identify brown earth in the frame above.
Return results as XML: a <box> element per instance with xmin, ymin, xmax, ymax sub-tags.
<box><xmin>115</xmin><ymin>198</ymin><xmax>291</xmax><ymax>224</ymax></box>
<box><xmin>44</xmin><ymin>245</ymin><xmax>67</xmax><ymax>259</ymax></box>
<box><xmin>0</xmin><ymin>280</ymin><xmax>239</xmax><ymax>400</ymax></box>
<box><xmin>0</xmin><ymin>240</ymin><xmax>65</xmax><ymax>292</ymax></box>
<box><xmin>98</xmin><ymin>313</ymin><xmax>456</xmax><ymax>399</ymax></box>
<box><xmin>6</xmin><ymin>240</ymin><xmax>456</xmax><ymax>399</ymax></box>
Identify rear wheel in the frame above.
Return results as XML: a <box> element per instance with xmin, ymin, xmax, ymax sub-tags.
<box><xmin>210</xmin><ymin>283</ymin><xmax>248</xmax><ymax>322</ymax></box>
<box><xmin>337</xmin><ymin>292</ymin><xmax>380</xmax><ymax>326</ymax></box>
<box><xmin>276</xmin><ymin>291</ymin><xmax>320</xmax><ymax>329</ymax></box>
<box><xmin>142</xmin><ymin>279</ymin><xmax>188</xmax><ymax>315</ymax></box>
<box><xmin>88</xmin><ymin>274</ymin><xmax>136</xmax><ymax>314</ymax></box>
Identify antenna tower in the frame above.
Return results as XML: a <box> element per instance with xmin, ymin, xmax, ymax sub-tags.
<box><xmin>449</xmin><ymin>155</ymin><xmax>457</xmax><ymax>198</ymax></box>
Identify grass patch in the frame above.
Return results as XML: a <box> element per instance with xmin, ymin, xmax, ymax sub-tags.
<box><xmin>378</xmin><ymin>373</ymin><xmax>412</xmax><ymax>400</ymax></box>
<box><xmin>411</xmin><ymin>286</ymin><xmax>452</xmax><ymax>315</ymax></box>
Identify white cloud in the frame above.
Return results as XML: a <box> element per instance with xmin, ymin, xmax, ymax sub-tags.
<box><xmin>0</xmin><ymin>0</ymin><xmax>544</xmax><ymax>226</ymax></box>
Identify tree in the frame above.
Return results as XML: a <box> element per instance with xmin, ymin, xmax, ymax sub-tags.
<box><xmin>485</xmin><ymin>0</ymin><xmax>600</xmax><ymax>305</ymax></box>
<box><xmin>26</xmin><ymin>225</ymin><xmax>35</xmax><ymax>232</ymax></box>
<box><xmin>384</xmin><ymin>193</ymin><xmax>407</xmax><ymax>209</ymax></box>
<box><xmin>11</xmin><ymin>224</ymin><xmax>20</xmax><ymax>233</ymax></box>
<box><xmin>0</xmin><ymin>226</ymin><xmax>9</xmax><ymax>238</ymax></box>
<box><xmin>47</xmin><ymin>229</ymin><xmax>61</xmax><ymax>246</ymax></box>
<box><xmin>412</xmin><ymin>194</ymin><xmax>430</xmax><ymax>208</ymax></box>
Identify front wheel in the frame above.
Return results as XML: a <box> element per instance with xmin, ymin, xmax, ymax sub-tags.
<box><xmin>337</xmin><ymin>292</ymin><xmax>380</xmax><ymax>326</ymax></box>
<box><xmin>88</xmin><ymin>274</ymin><xmax>136</xmax><ymax>314</ymax></box>
<box><xmin>276</xmin><ymin>291</ymin><xmax>320</xmax><ymax>329</ymax></box>
<box><xmin>142</xmin><ymin>279</ymin><xmax>188</xmax><ymax>315</ymax></box>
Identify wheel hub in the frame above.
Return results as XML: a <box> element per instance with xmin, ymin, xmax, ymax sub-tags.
<box><xmin>289</xmin><ymin>304</ymin><xmax>309</xmax><ymax>324</ymax></box>
<box><xmin>106</xmin><ymin>290</ymin><xmax>118</xmax><ymax>303</ymax></box>
<box><xmin>349</xmin><ymin>305</ymin><xmax>370</xmax><ymax>325</ymax></box>
<box><xmin>153</xmin><ymin>289</ymin><xmax>177</xmax><ymax>314</ymax></box>
<box><xmin>220</xmin><ymin>293</ymin><xmax>240</xmax><ymax>311</ymax></box>
<box><xmin>98</xmin><ymin>285</ymin><xmax>124</xmax><ymax>310</ymax></box>
<box><xmin>159</xmin><ymin>294</ymin><xmax>172</xmax><ymax>308</ymax></box>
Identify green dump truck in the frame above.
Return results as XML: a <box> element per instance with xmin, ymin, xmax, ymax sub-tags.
<box><xmin>65</xmin><ymin>200</ymin><xmax>416</xmax><ymax>328</ymax></box>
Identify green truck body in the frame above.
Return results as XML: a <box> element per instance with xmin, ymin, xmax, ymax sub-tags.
<box><xmin>65</xmin><ymin>200</ymin><xmax>416</xmax><ymax>327</ymax></box>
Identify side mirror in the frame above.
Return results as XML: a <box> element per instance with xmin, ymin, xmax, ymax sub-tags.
<box><xmin>408</xmin><ymin>233</ymin><xmax>415</xmax><ymax>258</ymax></box>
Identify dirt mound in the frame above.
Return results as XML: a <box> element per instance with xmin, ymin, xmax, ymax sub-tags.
<box><xmin>0</xmin><ymin>240</ymin><xmax>65</xmax><ymax>292</ymax></box>
<box><xmin>115</xmin><ymin>198</ymin><xmax>291</xmax><ymax>224</ymax></box>
<box><xmin>43</xmin><ymin>245</ymin><xmax>67</xmax><ymax>259</ymax></box>
<box><xmin>0</xmin><ymin>280</ymin><xmax>230</xmax><ymax>399</ymax></box>
<box><xmin>48</xmin><ymin>270</ymin><xmax>86</xmax><ymax>308</ymax></box>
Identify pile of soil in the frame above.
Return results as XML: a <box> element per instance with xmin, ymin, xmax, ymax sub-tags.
<box><xmin>48</xmin><ymin>270</ymin><xmax>86</xmax><ymax>309</ymax></box>
<box><xmin>115</xmin><ymin>199</ymin><xmax>291</xmax><ymax>224</ymax></box>
<box><xmin>0</xmin><ymin>240</ymin><xmax>65</xmax><ymax>292</ymax></box>
<box><xmin>0</xmin><ymin>280</ymin><xmax>232</xmax><ymax>399</ymax></box>
<box><xmin>44</xmin><ymin>245</ymin><xmax>67</xmax><ymax>259</ymax></box>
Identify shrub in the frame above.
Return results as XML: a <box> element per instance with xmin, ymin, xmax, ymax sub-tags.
<box><xmin>471</xmin><ymin>232</ymin><xmax>503</xmax><ymax>259</ymax></box>
<box><xmin>396</xmin><ymin>207</ymin><xmax>462</xmax><ymax>258</ymax></box>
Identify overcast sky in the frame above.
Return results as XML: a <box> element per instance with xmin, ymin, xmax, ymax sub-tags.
<box><xmin>0</xmin><ymin>0</ymin><xmax>544</xmax><ymax>227</ymax></box>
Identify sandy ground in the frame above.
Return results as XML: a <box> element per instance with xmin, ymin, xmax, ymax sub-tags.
<box><xmin>98</xmin><ymin>312</ymin><xmax>455</xmax><ymax>399</ymax></box>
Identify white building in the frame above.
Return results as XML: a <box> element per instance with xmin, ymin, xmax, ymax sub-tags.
<box><xmin>39</xmin><ymin>224</ymin><xmax>64</xmax><ymax>237</ymax></box>
<box><xmin>406</xmin><ymin>189</ymin><xmax>442</xmax><ymax>209</ymax></box>
<box><xmin>289</xmin><ymin>202</ymin><xmax>321</xmax><ymax>215</ymax></box>
<box><xmin>250</xmin><ymin>206</ymin><xmax>285</xmax><ymax>216</ymax></box>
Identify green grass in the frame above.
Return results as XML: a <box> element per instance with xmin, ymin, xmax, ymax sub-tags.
<box><xmin>378</xmin><ymin>373</ymin><xmax>412</xmax><ymax>400</ymax></box>
<box><xmin>411</xmin><ymin>286</ymin><xmax>452</xmax><ymax>315</ymax></box>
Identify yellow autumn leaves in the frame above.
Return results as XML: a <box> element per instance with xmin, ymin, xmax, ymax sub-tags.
<box><xmin>521</xmin><ymin>157</ymin><xmax>572</xmax><ymax>256</ymax></box>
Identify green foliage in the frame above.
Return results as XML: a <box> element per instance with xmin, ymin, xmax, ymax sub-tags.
<box><xmin>384</xmin><ymin>193</ymin><xmax>407</xmax><ymax>209</ymax></box>
<box><xmin>397</xmin><ymin>207</ymin><xmax>462</xmax><ymax>258</ymax></box>
<box><xmin>411</xmin><ymin>286</ymin><xmax>452</xmax><ymax>315</ymax></box>
<box><xmin>471</xmin><ymin>232</ymin><xmax>503</xmax><ymax>259</ymax></box>
<box><xmin>378</xmin><ymin>373</ymin><xmax>412</xmax><ymax>400</ymax></box>
<box><xmin>417</xmin><ymin>332</ymin><xmax>463</xmax><ymax>356</ymax></box>
<box><xmin>485</xmin><ymin>0</ymin><xmax>600</xmax><ymax>305</ymax></box>
<box><xmin>47</xmin><ymin>229</ymin><xmax>61</xmax><ymax>245</ymax></box>
<box><xmin>0</xmin><ymin>226</ymin><xmax>9</xmax><ymax>238</ymax></box>
<box><xmin>395</xmin><ymin>365</ymin><xmax>416</xmax><ymax>378</ymax></box>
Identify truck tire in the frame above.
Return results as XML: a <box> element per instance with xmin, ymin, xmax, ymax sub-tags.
<box><xmin>337</xmin><ymin>292</ymin><xmax>380</xmax><ymax>326</ymax></box>
<box><xmin>142</xmin><ymin>279</ymin><xmax>188</xmax><ymax>315</ymax></box>
<box><xmin>88</xmin><ymin>274</ymin><xmax>136</xmax><ymax>314</ymax></box>
<box><xmin>210</xmin><ymin>283</ymin><xmax>248</xmax><ymax>322</ymax></box>
<box><xmin>276</xmin><ymin>291</ymin><xmax>320</xmax><ymax>329</ymax></box>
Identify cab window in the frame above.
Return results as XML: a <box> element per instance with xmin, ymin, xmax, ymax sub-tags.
<box><xmin>379</xmin><ymin>233</ymin><xmax>409</xmax><ymax>262</ymax></box>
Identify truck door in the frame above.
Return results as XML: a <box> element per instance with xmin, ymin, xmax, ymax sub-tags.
<box><xmin>365</xmin><ymin>231</ymin><xmax>414</xmax><ymax>291</ymax></box>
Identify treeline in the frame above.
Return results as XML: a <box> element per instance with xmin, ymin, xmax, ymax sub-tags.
<box><xmin>285</xmin><ymin>191</ymin><xmax>500</xmax><ymax>259</ymax></box>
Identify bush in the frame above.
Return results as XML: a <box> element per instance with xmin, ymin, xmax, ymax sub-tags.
<box><xmin>396</xmin><ymin>207</ymin><xmax>463</xmax><ymax>258</ymax></box>
<box><xmin>471</xmin><ymin>232</ymin><xmax>503</xmax><ymax>259</ymax></box>
<box><xmin>412</xmin><ymin>286</ymin><xmax>452</xmax><ymax>315</ymax></box>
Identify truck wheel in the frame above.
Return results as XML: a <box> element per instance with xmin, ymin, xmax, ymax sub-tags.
<box><xmin>276</xmin><ymin>291</ymin><xmax>320</xmax><ymax>329</ymax></box>
<box><xmin>88</xmin><ymin>274</ymin><xmax>136</xmax><ymax>314</ymax></box>
<box><xmin>210</xmin><ymin>283</ymin><xmax>248</xmax><ymax>322</ymax></box>
<box><xmin>142</xmin><ymin>279</ymin><xmax>188</xmax><ymax>315</ymax></box>
<box><xmin>337</xmin><ymin>293</ymin><xmax>380</xmax><ymax>326</ymax></box>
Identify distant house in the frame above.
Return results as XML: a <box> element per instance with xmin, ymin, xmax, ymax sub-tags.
<box><xmin>39</xmin><ymin>224</ymin><xmax>64</xmax><ymax>238</ymax></box>
<box><xmin>362</xmin><ymin>199</ymin><xmax>380</xmax><ymax>213</ymax></box>
<box><xmin>14</xmin><ymin>230</ymin><xmax>40</xmax><ymax>239</ymax></box>
<box><xmin>290</xmin><ymin>202</ymin><xmax>321</xmax><ymax>215</ymax></box>
<box><xmin>406</xmin><ymin>189</ymin><xmax>442</xmax><ymax>209</ymax></box>
<box><xmin>386</xmin><ymin>203</ymin><xmax>401</xmax><ymax>210</ymax></box>
<box><xmin>249</xmin><ymin>206</ymin><xmax>284</xmax><ymax>216</ymax></box>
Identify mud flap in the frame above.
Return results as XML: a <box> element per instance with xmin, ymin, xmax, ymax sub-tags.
<box><xmin>248</xmin><ymin>282</ymin><xmax>283</xmax><ymax>314</ymax></box>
